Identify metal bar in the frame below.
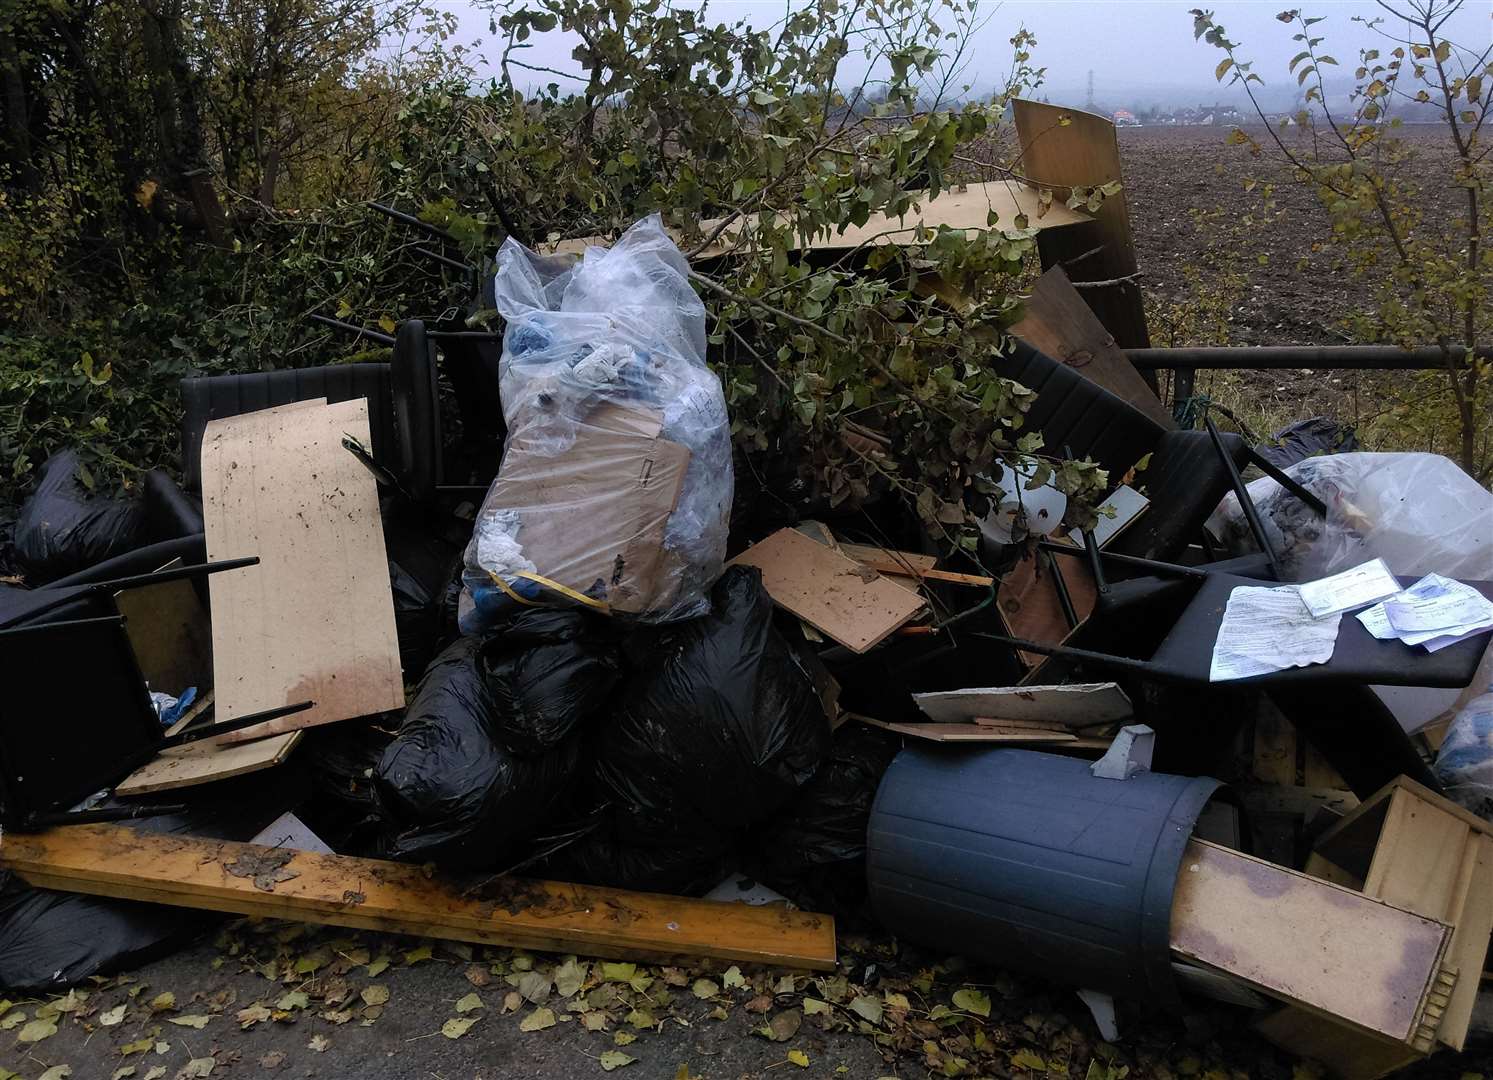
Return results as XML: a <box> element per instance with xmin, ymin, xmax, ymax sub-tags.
<box><xmin>308</xmin><ymin>313</ymin><xmax>396</xmax><ymax>346</ymax></box>
<box><xmin>1126</xmin><ymin>345</ymin><xmax>1485</xmax><ymax>371</ymax></box>
<box><xmin>20</xmin><ymin>803</ymin><xmax>189</xmax><ymax>830</ymax></box>
<box><xmin>162</xmin><ymin>700</ymin><xmax>316</xmax><ymax>748</ymax></box>
<box><xmin>1045</xmin><ymin>549</ymin><xmax>1079</xmax><ymax>629</ymax></box>
<box><xmin>414</xmin><ymin>246</ymin><xmax>476</xmax><ymax>275</ymax></box>
<box><xmin>1038</xmin><ymin>541</ymin><xmax>1209</xmax><ymax>580</ymax></box>
<box><xmin>0</xmin><ymin>614</ymin><xmax>124</xmax><ymax>639</ymax></box>
<box><xmin>0</xmin><ymin>557</ymin><xmax>260</xmax><ymax>630</ymax></box>
<box><xmin>970</xmin><ymin>632</ymin><xmax>1159</xmax><ymax>676</ymax></box>
<box><xmin>1206</xmin><ymin>417</ymin><xmax>1282</xmax><ymax>578</ymax></box>
<box><xmin>366</xmin><ymin>201</ymin><xmax>458</xmax><ymax>244</ymax></box>
<box><xmin>1243</xmin><ymin>448</ymin><xmax>1328</xmax><ymax>518</ymax></box>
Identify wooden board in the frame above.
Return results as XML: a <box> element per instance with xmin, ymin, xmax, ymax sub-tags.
<box><xmin>1087</xmin><ymin>485</ymin><xmax>1151</xmax><ymax>548</ymax></box>
<box><xmin>1170</xmin><ymin>838</ymin><xmax>1451</xmax><ymax>1043</ymax></box>
<box><xmin>201</xmin><ymin>399</ymin><xmax>404</xmax><ymax>743</ymax></box>
<box><xmin>730</xmin><ymin>528</ymin><xmax>925</xmax><ymax>653</ymax></box>
<box><xmin>845</xmin><ymin>558</ymin><xmax>992</xmax><ymax>588</ymax></box>
<box><xmin>1252</xmin><ymin>705</ymin><xmax>1298</xmax><ymax>786</ymax></box>
<box><xmin>1330</xmin><ymin>779</ymin><xmax>1493</xmax><ymax>1051</ymax></box>
<box><xmin>838</xmin><ymin>544</ymin><xmax>937</xmax><ymax>573</ymax></box>
<box><xmin>1255</xmin><ymin>1008</ymin><xmax>1423</xmax><ymax>1080</ymax></box>
<box><xmin>1010</xmin><ymin>266</ymin><xmax>1171</xmax><ymax>428</ymax></box>
<box><xmin>0</xmin><ymin>824</ymin><xmax>837</xmax><ymax>972</ymax></box>
<box><xmin>1012</xmin><ymin>99</ymin><xmax>1150</xmax><ymax>351</ymax></box>
<box><xmin>852</xmin><ymin>714</ymin><xmax>1075</xmax><ymax>744</ymax></box>
<box><xmin>914</xmin><ymin>682</ymin><xmax>1131</xmax><ymax>727</ymax></box>
<box><xmin>114</xmin><ymin>729</ymin><xmax>302</xmax><ymax>796</ymax></box>
<box><xmin>997</xmin><ymin>547</ymin><xmax>1097</xmax><ymax>669</ymax></box>
<box><xmin>544</xmin><ymin>181</ymin><xmax>1090</xmax><ymax>258</ymax></box>
<box><xmin>114</xmin><ymin>558</ymin><xmax>212</xmax><ymax>697</ymax></box>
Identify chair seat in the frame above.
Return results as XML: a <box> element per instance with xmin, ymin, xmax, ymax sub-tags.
<box><xmin>1108</xmin><ymin>429</ymin><xmax>1249</xmax><ymax>563</ymax></box>
<box><xmin>1150</xmin><ymin>572</ymin><xmax>1493</xmax><ymax>688</ymax></box>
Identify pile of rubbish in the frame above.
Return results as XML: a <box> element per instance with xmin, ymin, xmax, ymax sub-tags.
<box><xmin>2</xmin><ymin>212</ymin><xmax>1492</xmax><ymax>1080</ymax></box>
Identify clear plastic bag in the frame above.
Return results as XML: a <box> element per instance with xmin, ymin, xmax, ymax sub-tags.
<box><xmin>1205</xmin><ymin>452</ymin><xmax>1493</xmax><ymax>581</ymax></box>
<box><xmin>1434</xmin><ymin>692</ymin><xmax>1493</xmax><ymax>821</ymax></box>
<box><xmin>460</xmin><ymin>215</ymin><xmax>733</xmax><ymax>632</ymax></box>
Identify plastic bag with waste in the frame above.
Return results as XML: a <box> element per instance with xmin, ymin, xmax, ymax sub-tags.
<box><xmin>484</xmin><ymin>608</ymin><xmax>622</xmax><ymax>756</ymax></box>
<box><xmin>1206</xmin><ymin>452</ymin><xmax>1493</xmax><ymax>581</ymax></box>
<box><xmin>459</xmin><ymin>214</ymin><xmax>732</xmax><ymax>632</ymax></box>
<box><xmin>15</xmin><ymin>451</ymin><xmax>145</xmax><ymax>584</ymax></box>
<box><xmin>1434</xmin><ymin>693</ymin><xmax>1493</xmax><ymax>821</ymax></box>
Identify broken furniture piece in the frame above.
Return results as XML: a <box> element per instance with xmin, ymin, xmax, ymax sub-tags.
<box><xmin>0</xmin><ymin>823</ymin><xmax>837</xmax><ymax>971</ymax></box>
<box><xmin>1171</xmin><ymin>838</ymin><xmax>1455</xmax><ymax>1051</ymax></box>
<box><xmin>1255</xmin><ymin>776</ymin><xmax>1493</xmax><ymax>1077</ymax></box>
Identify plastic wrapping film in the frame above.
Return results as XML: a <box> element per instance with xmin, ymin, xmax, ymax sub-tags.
<box><xmin>1435</xmin><ymin>693</ymin><xmax>1493</xmax><ymax>821</ymax></box>
<box><xmin>460</xmin><ymin>214</ymin><xmax>733</xmax><ymax>632</ymax></box>
<box><xmin>1206</xmin><ymin>452</ymin><xmax>1493</xmax><ymax>582</ymax></box>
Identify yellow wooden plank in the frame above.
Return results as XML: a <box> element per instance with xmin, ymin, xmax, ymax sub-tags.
<box><xmin>1170</xmin><ymin>839</ymin><xmax>1451</xmax><ymax>1042</ymax></box>
<box><xmin>0</xmin><ymin>825</ymin><xmax>837</xmax><ymax>971</ymax></box>
<box><xmin>1252</xmin><ymin>705</ymin><xmax>1298</xmax><ymax>786</ymax></box>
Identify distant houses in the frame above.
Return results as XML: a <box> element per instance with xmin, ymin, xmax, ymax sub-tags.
<box><xmin>1109</xmin><ymin>104</ymin><xmax>1245</xmax><ymax>127</ymax></box>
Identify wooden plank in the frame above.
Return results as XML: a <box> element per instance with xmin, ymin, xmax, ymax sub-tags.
<box><xmin>846</xmin><ymin>559</ymin><xmax>993</xmax><ymax>588</ymax></box>
<box><xmin>837</xmin><ymin>544</ymin><xmax>937</xmax><ymax>573</ymax></box>
<box><xmin>1170</xmin><ymin>838</ymin><xmax>1451</xmax><ymax>1042</ymax></box>
<box><xmin>1012</xmin><ymin>99</ymin><xmax>1150</xmax><ymax>350</ymax></box>
<box><xmin>1354</xmin><ymin>787</ymin><xmax>1493</xmax><ymax>1051</ymax></box>
<box><xmin>914</xmin><ymin>682</ymin><xmax>1131</xmax><ymax>727</ymax></box>
<box><xmin>997</xmin><ymin>549</ymin><xmax>1097</xmax><ymax>669</ymax></box>
<box><xmin>730</xmin><ymin>528</ymin><xmax>925</xmax><ymax>653</ymax></box>
<box><xmin>852</xmin><ymin>714</ymin><xmax>1075</xmax><ymax>744</ymax></box>
<box><xmin>1252</xmin><ymin>705</ymin><xmax>1298</xmax><ymax>786</ymax></box>
<box><xmin>201</xmin><ymin>399</ymin><xmax>405</xmax><ymax>744</ymax></box>
<box><xmin>1304</xmin><ymin>852</ymin><xmax>1365</xmax><ymax>891</ymax></box>
<box><xmin>114</xmin><ymin>558</ymin><xmax>212</xmax><ymax>697</ymax></box>
<box><xmin>544</xmin><ymin>181</ymin><xmax>1090</xmax><ymax>258</ymax></box>
<box><xmin>1255</xmin><ymin>1008</ymin><xmax>1421</xmax><ymax>1080</ymax></box>
<box><xmin>1010</xmin><ymin>266</ymin><xmax>1171</xmax><ymax>428</ymax></box>
<box><xmin>1088</xmin><ymin>485</ymin><xmax>1151</xmax><ymax>548</ymax></box>
<box><xmin>1304</xmin><ymin>742</ymin><xmax>1350</xmax><ymax>791</ymax></box>
<box><xmin>115</xmin><ymin>730</ymin><xmax>302</xmax><ymax>796</ymax></box>
<box><xmin>0</xmin><ymin>825</ymin><xmax>837</xmax><ymax>971</ymax></box>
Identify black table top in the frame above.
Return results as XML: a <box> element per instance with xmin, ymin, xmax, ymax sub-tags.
<box><xmin>1149</xmin><ymin>573</ymin><xmax>1492</xmax><ymax>688</ymax></box>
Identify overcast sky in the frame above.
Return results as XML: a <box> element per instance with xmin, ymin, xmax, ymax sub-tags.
<box><xmin>428</xmin><ymin>0</ymin><xmax>1490</xmax><ymax>109</ymax></box>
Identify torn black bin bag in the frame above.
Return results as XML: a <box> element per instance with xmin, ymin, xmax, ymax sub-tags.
<box><xmin>540</xmin><ymin>813</ymin><xmax>728</xmax><ymax>896</ymax></box>
<box><xmin>1254</xmin><ymin>416</ymin><xmax>1358</xmax><ymax>470</ymax></box>
<box><xmin>482</xmin><ymin>609</ymin><xmax>622</xmax><ymax>756</ymax></box>
<box><xmin>594</xmin><ymin>565</ymin><xmax>833</xmax><ymax>849</ymax></box>
<box><xmin>15</xmin><ymin>451</ymin><xmax>145</xmax><ymax>584</ymax></box>
<box><xmin>0</xmin><ymin>771</ymin><xmax>300</xmax><ymax>991</ymax></box>
<box><xmin>373</xmin><ymin>637</ymin><xmax>582</xmax><ymax>870</ymax></box>
<box><xmin>746</xmin><ymin>721</ymin><xmax>900</xmax><ymax>910</ymax></box>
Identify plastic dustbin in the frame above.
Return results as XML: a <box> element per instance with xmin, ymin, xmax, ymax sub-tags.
<box><xmin>867</xmin><ymin>746</ymin><xmax>1220</xmax><ymax>1008</ymax></box>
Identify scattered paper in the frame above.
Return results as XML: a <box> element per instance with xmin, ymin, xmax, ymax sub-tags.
<box><xmin>1356</xmin><ymin>573</ymin><xmax>1493</xmax><ymax>651</ymax></box>
<box><xmin>1296</xmin><ymin>558</ymin><xmax>1401</xmax><ymax>618</ymax></box>
<box><xmin>1211</xmin><ymin>585</ymin><xmax>1343</xmax><ymax>682</ymax></box>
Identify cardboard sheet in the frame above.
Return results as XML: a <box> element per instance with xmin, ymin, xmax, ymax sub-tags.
<box><xmin>730</xmin><ymin>528</ymin><xmax>925</xmax><ymax>653</ymax></box>
<box><xmin>202</xmin><ymin>398</ymin><xmax>404</xmax><ymax>744</ymax></box>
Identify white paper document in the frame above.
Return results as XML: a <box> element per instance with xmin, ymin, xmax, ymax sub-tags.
<box><xmin>1296</xmin><ymin>558</ymin><xmax>1402</xmax><ymax>618</ymax></box>
<box><xmin>1210</xmin><ymin>585</ymin><xmax>1343</xmax><ymax>682</ymax></box>
<box><xmin>1355</xmin><ymin>573</ymin><xmax>1493</xmax><ymax>651</ymax></box>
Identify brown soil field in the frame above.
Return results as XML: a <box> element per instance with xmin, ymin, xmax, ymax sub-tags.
<box><xmin>1115</xmin><ymin>124</ymin><xmax>1466</xmax><ymax>456</ymax></box>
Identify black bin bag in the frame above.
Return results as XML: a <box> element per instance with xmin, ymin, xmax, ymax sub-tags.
<box><xmin>373</xmin><ymin>637</ymin><xmax>581</xmax><ymax>870</ymax></box>
<box><xmin>15</xmin><ymin>451</ymin><xmax>145</xmax><ymax>584</ymax></box>
<box><xmin>595</xmin><ymin>565</ymin><xmax>833</xmax><ymax>850</ymax></box>
<box><xmin>746</xmin><ymin>721</ymin><xmax>900</xmax><ymax>909</ymax></box>
<box><xmin>484</xmin><ymin>609</ymin><xmax>622</xmax><ymax>756</ymax></box>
